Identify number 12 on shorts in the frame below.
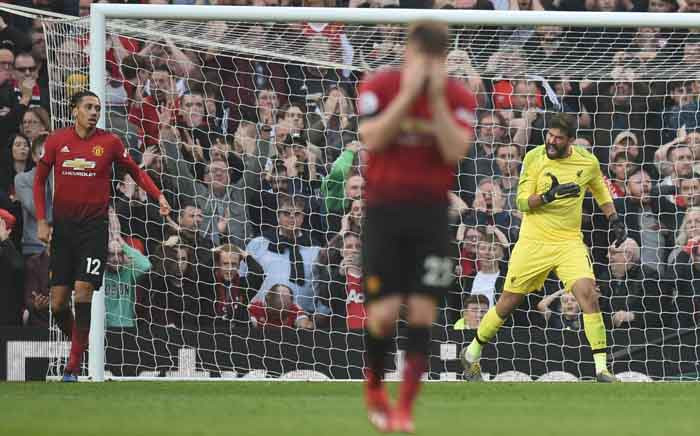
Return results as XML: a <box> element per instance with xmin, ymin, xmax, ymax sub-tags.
<box><xmin>422</xmin><ymin>255</ymin><xmax>453</xmax><ymax>287</ymax></box>
<box><xmin>86</xmin><ymin>257</ymin><xmax>101</xmax><ymax>275</ymax></box>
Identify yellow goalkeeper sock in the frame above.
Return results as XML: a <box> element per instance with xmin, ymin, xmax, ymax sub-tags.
<box><xmin>466</xmin><ymin>308</ymin><xmax>505</xmax><ymax>361</ymax></box>
<box><xmin>583</xmin><ymin>312</ymin><xmax>608</xmax><ymax>373</ymax></box>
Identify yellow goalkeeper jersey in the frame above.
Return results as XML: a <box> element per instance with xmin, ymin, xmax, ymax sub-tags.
<box><xmin>516</xmin><ymin>145</ymin><xmax>612</xmax><ymax>243</ymax></box>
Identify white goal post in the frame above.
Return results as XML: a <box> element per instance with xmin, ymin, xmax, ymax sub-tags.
<box><xmin>34</xmin><ymin>3</ymin><xmax>697</xmax><ymax>381</ymax></box>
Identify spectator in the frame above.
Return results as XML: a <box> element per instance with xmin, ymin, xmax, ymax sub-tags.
<box><xmin>320</xmin><ymin>141</ymin><xmax>364</xmax><ymax>235</ymax></box>
<box><xmin>113</xmin><ymin>173</ymin><xmax>166</xmax><ymax>255</ymax></box>
<box><xmin>22</xmin><ymin>240</ymin><xmax>49</xmax><ymax>327</ymax></box>
<box><xmin>453</xmin><ymin>294</ymin><xmax>490</xmax><ymax>330</ymax></box>
<box><xmin>307</xmin><ymin>86</ymin><xmax>359</xmax><ymax>166</ymax></box>
<box><xmin>314</xmin><ymin>231</ymin><xmax>365</xmax><ymax>330</ymax></box>
<box><xmin>280</xmin><ymin>133</ymin><xmax>323</xmax><ymax>197</ymax></box>
<box><xmin>458</xmin><ymin>111</ymin><xmax>508</xmax><ymax>203</ymax></box>
<box><xmin>137</xmin><ymin>237</ymin><xmax>211</xmax><ymax>327</ymax></box>
<box><xmin>668</xmin><ymin>206</ymin><xmax>700</xmax><ymax>266</ymax></box>
<box><xmin>493</xmin><ymin>143</ymin><xmax>522</xmax><ymax>212</ymax></box>
<box><xmin>0</xmin><ymin>46</ymin><xmax>23</xmax><ymax>140</ymax></box>
<box><xmin>120</xmin><ymin>53</ymin><xmax>152</xmax><ymax>111</ymax></box>
<box><xmin>20</xmin><ymin>106</ymin><xmax>50</xmax><ymax>144</ymax></box>
<box><xmin>459</xmin><ymin>227</ymin><xmax>508</xmax><ymax>308</ymax></box>
<box><xmin>456</xmin><ymin>222</ymin><xmax>484</xmax><ymax>279</ymax></box>
<box><xmin>614</xmin><ymin>167</ymin><xmax>674</xmax><ymax>274</ymax></box>
<box><xmin>13</xmin><ymin>51</ymin><xmax>48</xmax><ymax>110</ymax></box>
<box><xmin>104</xmin><ymin>236</ymin><xmax>152</xmax><ymax>328</ymax></box>
<box><xmin>599</xmin><ymin>237</ymin><xmax>674</xmax><ymax>330</ymax></box>
<box><xmin>246</xmin><ymin>194</ymin><xmax>324</xmax><ymax>316</ymax></box>
<box><xmin>607</xmin><ymin>151</ymin><xmax>630</xmax><ymax>198</ymax></box>
<box><xmin>213</xmin><ymin>243</ymin><xmax>265</xmax><ymax>323</ymax></box>
<box><xmin>129</xmin><ymin>63</ymin><xmax>177</xmax><ymax>149</ymax></box>
<box><xmin>536</xmin><ymin>289</ymin><xmax>582</xmax><ymax>330</ymax></box>
<box><xmin>0</xmin><ymin>208</ymin><xmax>23</xmax><ymax>325</ymax></box>
<box><xmin>14</xmin><ymin>133</ymin><xmax>49</xmax><ymax>256</ymax></box>
<box><xmin>468</xmin><ymin>177</ymin><xmax>521</xmax><ymax>242</ymax></box>
<box><xmin>194</xmin><ymin>158</ymin><xmax>250</xmax><ymax>247</ymax></box>
<box><xmin>0</xmin><ymin>133</ymin><xmax>34</xmax><ymax>195</ymax></box>
<box><xmin>248</xmin><ymin>283</ymin><xmax>313</xmax><ymax>328</ymax></box>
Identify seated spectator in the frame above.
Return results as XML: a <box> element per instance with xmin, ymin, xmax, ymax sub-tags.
<box><xmin>536</xmin><ymin>289</ymin><xmax>582</xmax><ymax>331</ymax></box>
<box><xmin>246</xmin><ymin>194</ymin><xmax>325</xmax><ymax>316</ymax></box>
<box><xmin>460</xmin><ymin>227</ymin><xmax>508</xmax><ymax>308</ymax></box>
<box><xmin>104</xmin><ymin>235</ymin><xmax>152</xmax><ymax>328</ymax></box>
<box><xmin>138</xmin><ymin>236</ymin><xmax>215</xmax><ymax>328</ymax></box>
<box><xmin>248</xmin><ymin>283</ymin><xmax>313</xmax><ymax>328</ymax></box>
<box><xmin>313</xmin><ymin>231</ymin><xmax>365</xmax><ymax>330</ymax></box>
<box><xmin>20</xmin><ymin>106</ymin><xmax>50</xmax><ymax>144</ymax></box>
<box><xmin>22</xmin><ymin>240</ymin><xmax>49</xmax><ymax>327</ymax></box>
<box><xmin>600</xmin><ymin>238</ymin><xmax>675</xmax><ymax>329</ymax></box>
<box><xmin>454</xmin><ymin>294</ymin><xmax>490</xmax><ymax>330</ymax></box>
<box><xmin>13</xmin><ymin>51</ymin><xmax>48</xmax><ymax>110</ymax></box>
<box><xmin>0</xmin><ymin>208</ymin><xmax>22</xmax><ymax>325</ymax></box>
<box><xmin>213</xmin><ymin>243</ymin><xmax>265</xmax><ymax>323</ymax></box>
<box><xmin>456</xmin><ymin>222</ymin><xmax>484</xmax><ymax>279</ymax></box>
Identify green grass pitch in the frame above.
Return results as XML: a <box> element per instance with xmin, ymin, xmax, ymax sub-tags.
<box><xmin>1</xmin><ymin>382</ymin><xmax>698</xmax><ymax>435</ymax></box>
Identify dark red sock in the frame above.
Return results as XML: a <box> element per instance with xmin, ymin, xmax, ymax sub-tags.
<box><xmin>65</xmin><ymin>303</ymin><xmax>91</xmax><ymax>374</ymax></box>
<box><xmin>398</xmin><ymin>352</ymin><xmax>427</xmax><ymax>414</ymax></box>
<box><xmin>53</xmin><ymin>309</ymin><xmax>73</xmax><ymax>338</ymax></box>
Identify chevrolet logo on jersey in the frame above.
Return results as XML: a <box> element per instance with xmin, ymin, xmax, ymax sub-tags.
<box><xmin>63</xmin><ymin>158</ymin><xmax>96</xmax><ymax>171</ymax></box>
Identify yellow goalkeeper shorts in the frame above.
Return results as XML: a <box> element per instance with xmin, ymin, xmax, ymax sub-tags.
<box><xmin>503</xmin><ymin>239</ymin><xmax>595</xmax><ymax>294</ymax></box>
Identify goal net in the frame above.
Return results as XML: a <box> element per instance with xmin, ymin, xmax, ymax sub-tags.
<box><xmin>40</xmin><ymin>5</ymin><xmax>700</xmax><ymax>381</ymax></box>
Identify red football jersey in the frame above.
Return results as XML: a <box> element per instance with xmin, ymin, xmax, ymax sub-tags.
<box><xmin>34</xmin><ymin>127</ymin><xmax>161</xmax><ymax>223</ymax></box>
<box><xmin>357</xmin><ymin>69</ymin><xmax>477</xmax><ymax>205</ymax></box>
<box><xmin>345</xmin><ymin>272</ymin><xmax>366</xmax><ymax>330</ymax></box>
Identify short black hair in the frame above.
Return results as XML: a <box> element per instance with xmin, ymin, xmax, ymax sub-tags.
<box><xmin>70</xmin><ymin>90</ymin><xmax>99</xmax><ymax>109</ymax></box>
<box><xmin>547</xmin><ymin>113</ymin><xmax>576</xmax><ymax>138</ymax></box>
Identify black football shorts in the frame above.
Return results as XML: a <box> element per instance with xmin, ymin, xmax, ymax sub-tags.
<box><xmin>362</xmin><ymin>203</ymin><xmax>453</xmax><ymax>304</ymax></box>
<box><xmin>50</xmin><ymin>218</ymin><xmax>109</xmax><ymax>289</ymax></box>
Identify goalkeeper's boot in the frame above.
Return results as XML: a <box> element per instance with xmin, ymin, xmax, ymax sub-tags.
<box><xmin>460</xmin><ymin>348</ymin><xmax>483</xmax><ymax>382</ymax></box>
<box><xmin>391</xmin><ymin>408</ymin><xmax>415</xmax><ymax>434</ymax></box>
<box><xmin>61</xmin><ymin>372</ymin><xmax>78</xmax><ymax>383</ymax></box>
<box><xmin>365</xmin><ymin>376</ymin><xmax>392</xmax><ymax>433</ymax></box>
<box><xmin>596</xmin><ymin>369</ymin><xmax>619</xmax><ymax>383</ymax></box>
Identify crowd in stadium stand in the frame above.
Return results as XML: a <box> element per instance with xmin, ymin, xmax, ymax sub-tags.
<box><xmin>1</xmin><ymin>0</ymin><xmax>699</xmax><ymax>335</ymax></box>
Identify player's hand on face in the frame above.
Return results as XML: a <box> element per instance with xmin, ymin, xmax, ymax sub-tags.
<box><xmin>427</xmin><ymin>57</ymin><xmax>448</xmax><ymax>102</ymax></box>
<box><xmin>37</xmin><ymin>219</ymin><xmax>51</xmax><ymax>244</ymax></box>
<box><xmin>158</xmin><ymin>195</ymin><xmax>171</xmax><ymax>217</ymax></box>
<box><xmin>400</xmin><ymin>53</ymin><xmax>429</xmax><ymax>100</ymax></box>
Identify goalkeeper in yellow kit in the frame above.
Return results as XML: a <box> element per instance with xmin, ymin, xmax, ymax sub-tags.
<box><xmin>461</xmin><ymin>113</ymin><xmax>626</xmax><ymax>382</ymax></box>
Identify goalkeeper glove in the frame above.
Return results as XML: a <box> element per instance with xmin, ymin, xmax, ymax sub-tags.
<box><xmin>541</xmin><ymin>174</ymin><xmax>581</xmax><ymax>204</ymax></box>
<box><xmin>610</xmin><ymin>214</ymin><xmax>627</xmax><ymax>247</ymax></box>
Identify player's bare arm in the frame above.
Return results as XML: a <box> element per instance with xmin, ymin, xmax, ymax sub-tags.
<box><xmin>358</xmin><ymin>54</ymin><xmax>428</xmax><ymax>152</ymax></box>
<box><xmin>428</xmin><ymin>59</ymin><xmax>474</xmax><ymax>165</ymax></box>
